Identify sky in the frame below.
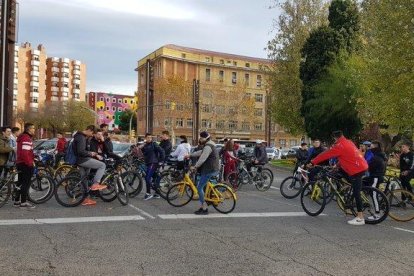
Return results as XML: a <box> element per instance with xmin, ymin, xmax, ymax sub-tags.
<box><xmin>19</xmin><ymin>0</ymin><xmax>279</xmax><ymax>96</ymax></box>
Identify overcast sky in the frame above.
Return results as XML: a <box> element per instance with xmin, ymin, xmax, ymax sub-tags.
<box><xmin>19</xmin><ymin>0</ymin><xmax>279</xmax><ymax>95</ymax></box>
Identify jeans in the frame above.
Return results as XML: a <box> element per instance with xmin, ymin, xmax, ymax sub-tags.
<box><xmin>79</xmin><ymin>158</ymin><xmax>106</xmax><ymax>184</ymax></box>
<box><xmin>145</xmin><ymin>163</ymin><xmax>160</xmax><ymax>194</ymax></box>
<box><xmin>348</xmin><ymin>171</ymin><xmax>365</xmax><ymax>212</ymax></box>
<box><xmin>197</xmin><ymin>171</ymin><xmax>218</xmax><ymax>204</ymax></box>
<box><xmin>16</xmin><ymin>164</ymin><xmax>33</xmax><ymax>203</ymax></box>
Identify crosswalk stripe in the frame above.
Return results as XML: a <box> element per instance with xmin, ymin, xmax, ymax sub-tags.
<box><xmin>158</xmin><ymin>212</ymin><xmax>321</xmax><ymax>220</ymax></box>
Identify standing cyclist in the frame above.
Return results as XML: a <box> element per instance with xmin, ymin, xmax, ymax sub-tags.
<box><xmin>311</xmin><ymin>130</ymin><xmax>368</xmax><ymax>226</ymax></box>
<box><xmin>187</xmin><ymin>131</ymin><xmax>219</xmax><ymax>215</ymax></box>
<box><xmin>142</xmin><ymin>133</ymin><xmax>165</xmax><ymax>200</ymax></box>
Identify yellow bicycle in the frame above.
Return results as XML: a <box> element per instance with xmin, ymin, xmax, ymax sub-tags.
<box><xmin>166</xmin><ymin>169</ymin><xmax>237</xmax><ymax>214</ymax></box>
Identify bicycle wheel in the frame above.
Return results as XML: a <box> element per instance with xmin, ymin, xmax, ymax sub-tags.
<box><xmin>28</xmin><ymin>174</ymin><xmax>55</xmax><ymax>204</ymax></box>
<box><xmin>99</xmin><ymin>175</ymin><xmax>117</xmax><ymax>202</ymax></box>
<box><xmin>226</xmin><ymin>172</ymin><xmax>240</xmax><ymax>191</ymax></box>
<box><xmin>166</xmin><ymin>182</ymin><xmax>193</xmax><ymax>207</ymax></box>
<box><xmin>121</xmin><ymin>171</ymin><xmax>142</xmax><ymax>198</ymax></box>
<box><xmin>280</xmin><ymin>176</ymin><xmax>303</xmax><ymax>199</ymax></box>
<box><xmin>255</xmin><ymin>170</ymin><xmax>273</xmax><ymax>191</ymax></box>
<box><xmin>0</xmin><ymin>180</ymin><xmax>11</xmax><ymax>208</ymax></box>
<box><xmin>54</xmin><ymin>165</ymin><xmax>74</xmax><ymax>182</ymax></box>
<box><xmin>209</xmin><ymin>184</ymin><xmax>236</xmax><ymax>214</ymax></box>
<box><xmin>158</xmin><ymin>171</ymin><xmax>176</xmax><ymax>199</ymax></box>
<box><xmin>336</xmin><ymin>184</ymin><xmax>353</xmax><ymax>215</ymax></box>
<box><xmin>300</xmin><ymin>181</ymin><xmax>326</xmax><ymax>216</ymax></box>
<box><xmin>388</xmin><ymin>189</ymin><xmax>414</xmax><ymax>222</ymax></box>
<box><xmin>262</xmin><ymin>168</ymin><xmax>274</xmax><ymax>182</ymax></box>
<box><xmin>360</xmin><ymin>186</ymin><xmax>389</xmax><ymax>225</ymax></box>
<box><xmin>54</xmin><ymin>176</ymin><xmax>86</xmax><ymax>207</ymax></box>
<box><xmin>116</xmin><ymin>177</ymin><xmax>129</xmax><ymax>206</ymax></box>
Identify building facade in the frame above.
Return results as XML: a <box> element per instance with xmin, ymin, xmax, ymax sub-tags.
<box><xmin>86</xmin><ymin>92</ymin><xmax>137</xmax><ymax>130</ymax></box>
<box><xmin>136</xmin><ymin>44</ymin><xmax>302</xmax><ymax>147</ymax></box>
<box><xmin>13</xmin><ymin>42</ymin><xmax>86</xmax><ymax>113</ymax></box>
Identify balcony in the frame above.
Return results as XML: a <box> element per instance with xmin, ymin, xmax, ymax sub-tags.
<box><xmin>29</xmin><ymin>103</ymin><xmax>39</xmax><ymax>108</ymax></box>
<box><xmin>13</xmin><ymin>89</ymin><xmax>18</xmax><ymax>96</ymax></box>
<box><xmin>51</xmin><ymin>77</ymin><xmax>59</xmax><ymax>82</ymax></box>
<box><xmin>52</xmin><ymin>91</ymin><xmax>59</xmax><ymax>96</ymax></box>
<box><xmin>13</xmin><ymin>78</ymin><xmax>18</xmax><ymax>84</ymax></box>
<box><xmin>31</xmin><ymin>71</ymin><xmax>39</xmax><ymax>77</ymax></box>
<box><xmin>51</xmin><ymin>96</ymin><xmax>59</xmax><ymax>102</ymax></box>
<box><xmin>61</xmin><ymin>58</ymin><xmax>70</xmax><ymax>63</ymax></box>
<box><xmin>52</xmin><ymin>67</ymin><xmax>59</xmax><ymax>73</ymax></box>
<box><xmin>73</xmin><ymin>69</ymin><xmax>80</xmax><ymax>75</ymax></box>
<box><xmin>32</xmin><ymin>49</ymin><xmax>40</xmax><ymax>55</ymax></box>
<box><xmin>61</xmin><ymin>77</ymin><xmax>69</xmax><ymax>82</ymax></box>
<box><xmin>30</xmin><ymin>92</ymin><xmax>39</xmax><ymax>98</ymax></box>
<box><xmin>73</xmin><ymin>60</ymin><xmax>81</xmax><ymax>65</ymax></box>
<box><xmin>61</xmin><ymin>87</ymin><xmax>69</xmax><ymax>93</ymax></box>
<box><xmin>61</xmin><ymin>67</ymin><xmax>69</xmax><ymax>73</ymax></box>
<box><xmin>51</xmin><ymin>87</ymin><xmax>59</xmax><ymax>92</ymax></box>
<box><xmin>13</xmin><ymin>100</ymin><xmax>17</xmax><ymax>107</ymax></box>
<box><xmin>60</xmin><ymin>96</ymin><xmax>69</xmax><ymax>101</ymax></box>
<box><xmin>30</xmin><ymin>81</ymin><xmax>39</xmax><ymax>87</ymax></box>
<box><xmin>74</xmin><ymin>97</ymin><xmax>81</xmax><ymax>102</ymax></box>
<box><xmin>73</xmin><ymin>79</ymin><xmax>80</xmax><ymax>85</ymax></box>
<box><xmin>31</xmin><ymin>60</ymin><xmax>40</xmax><ymax>66</ymax></box>
<box><xmin>14</xmin><ymin>67</ymin><xmax>18</xmax><ymax>73</ymax></box>
<box><xmin>73</xmin><ymin>88</ymin><xmax>80</xmax><ymax>94</ymax></box>
<box><xmin>51</xmin><ymin>57</ymin><xmax>59</xmax><ymax>62</ymax></box>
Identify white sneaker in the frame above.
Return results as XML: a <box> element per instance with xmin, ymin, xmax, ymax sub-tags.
<box><xmin>367</xmin><ymin>214</ymin><xmax>380</xmax><ymax>220</ymax></box>
<box><xmin>347</xmin><ymin>217</ymin><xmax>365</xmax><ymax>226</ymax></box>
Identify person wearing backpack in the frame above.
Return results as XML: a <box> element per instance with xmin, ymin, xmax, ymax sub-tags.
<box><xmin>141</xmin><ymin>133</ymin><xmax>165</xmax><ymax>200</ymax></box>
<box><xmin>72</xmin><ymin>125</ymin><xmax>107</xmax><ymax>206</ymax></box>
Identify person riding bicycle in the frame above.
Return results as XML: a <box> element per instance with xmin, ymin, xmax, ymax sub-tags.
<box><xmin>142</xmin><ymin>133</ymin><xmax>165</xmax><ymax>200</ymax></box>
<box><xmin>89</xmin><ymin>129</ymin><xmax>120</xmax><ymax>161</ymax></box>
<box><xmin>310</xmin><ymin>130</ymin><xmax>368</xmax><ymax>226</ymax></box>
<box><xmin>294</xmin><ymin>142</ymin><xmax>308</xmax><ymax>172</ymax></box>
<box><xmin>305</xmin><ymin>139</ymin><xmax>328</xmax><ymax>181</ymax></box>
<box><xmin>73</xmin><ymin>125</ymin><xmax>107</xmax><ymax>206</ymax></box>
<box><xmin>170</xmin><ymin>135</ymin><xmax>191</xmax><ymax>171</ymax></box>
<box><xmin>187</xmin><ymin>131</ymin><xmax>219</xmax><ymax>215</ymax></box>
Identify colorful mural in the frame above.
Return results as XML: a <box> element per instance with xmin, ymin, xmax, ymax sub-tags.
<box><xmin>87</xmin><ymin>92</ymin><xmax>137</xmax><ymax>130</ymax></box>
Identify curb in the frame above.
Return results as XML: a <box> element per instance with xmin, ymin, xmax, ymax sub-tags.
<box><xmin>269</xmin><ymin>164</ymin><xmax>294</xmax><ymax>172</ymax></box>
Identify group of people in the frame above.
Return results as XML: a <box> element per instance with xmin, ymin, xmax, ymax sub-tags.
<box><xmin>295</xmin><ymin>131</ymin><xmax>414</xmax><ymax>226</ymax></box>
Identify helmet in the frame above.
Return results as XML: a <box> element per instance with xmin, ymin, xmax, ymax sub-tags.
<box><xmin>362</xmin><ymin>141</ymin><xmax>372</xmax><ymax>146</ymax></box>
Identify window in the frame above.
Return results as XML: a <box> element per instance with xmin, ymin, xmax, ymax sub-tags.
<box><xmin>52</xmin><ymin>62</ymin><xmax>59</xmax><ymax>67</ymax></box>
<box><xmin>245</xmin><ymin>73</ymin><xmax>249</xmax><ymax>85</ymax></box>
<box><xmin>254</xmin><ymin>108</ymin><xmax>263</xmax><ymax>117</ymax></box>
<box><xmin>205</xmin><ymin>57</ymin><xmax>211</xmax><ymax>62</ymax></box>
<box><xmin>112</xmin><ymin>107</ymin><xmax>116</xmax><ymax>111</ymax></box>
<box><xmin>74</xmin><ymin>65</ymin><xmax>80</xmax><ymax>70</ymax></box>
<box><xmin>255</xmin><ymin>94</ymin><xmax>263</xmax><ymax>102</ymax></box>
<box><xmin>74</xmin><ymin>94</ymin><xmax>80</xmax><ymax>99</ymax></box>
<box><xmin>62</xmin><ymin>92</ymin><xmax>68</xmax><ymax>97</ymax></box>
<box><xmin>130</xmin><ymin>100</ymin><xmax>134</xmax><ymax>104</ymax></box>
<box><xmin>53</xmin><ymin>72</ymin><xmax>58</xmax><ymax>77</ymax></box>
<box><xmin>216</xmin><ymin>105</ymin><xmax>225</xmax><ymax>114</ymax></box>
<box><xmin>13</xmin><ymin>73</ymin><xmax>17</xmax><ymax>79</ymax></box>
<box><xmin>242</xmin><ymin>122</ymin><xmax>250</xmax><ymax>131</ymax></box>
<box><xmin>31</xmin><ymin>97</ymin><xmax>38</xmax><ymax>103</ymax></box>
<box><xmin>216</xmin><ymin>121</ymin><xmax>225</xmax><ymax>130</ymax></box>
<box><xmin>181</xmin><ymin>53</ymin><xmax>186</xmax><ymax>58</ymax></box>
<box><xmin>124</xmin><ymin>100</ymin><xmax>128</xmax><ymax>104</ymax></box>
<box><xmin>74</xmin><ymin>75</ymin><xmax>80</xmax><ymax>80</ymax></box>
<box><xmin>201</xmin><ymin>119</ymin><xmax>211</xmax><ymax>129</ymax></box>
<box><xmin>229</xmin><ymin>121</ymin><xmax>237</xmax><ymax>130</ymax></box>
<box><xmin>112</xmin><ymin>116</ymin><xmax>115</xmax><ymax>119</ymax></box>
<box><xmin>205</xmin><ymin>68</ymin><xmax>211</xmax><ymax>82</ymax></box>
<box><xmin>233</xmin><ymin>61</ymin><xmax>237</xmax><ymax>66</ymax></box>
<box><xmin>164</xmin><ymin>118</ymin><xmax>171</xmax><ymax>126</ymax></box>
<box><xmin>32</xmin><ymin>65</ymin><xmax>39</xmax><ymax>71</ymax></box>
<box><xmin>255</xmin><ymin>123</ymin><xmax>263</xmax><ymax>131</ymax></box>
<box><xmin>186</xmin><ymin>119</ymin><xmax>193</xmax><ymax>128</ymax></box>
<box><xmin>202</xmin><ymin>104</ymin><xmax>212</xmax><ymax>113</ymax></box>
<box><xmin>63</xmin><ymin>63</ymin><xmax>69</xmax><ymax>69</ymax></box>
<box><xmin>279</xmin><ymin>139</ymin><xmax>286</xmax><ymax>147</ymax></box>
<box><xmin>106</xmin><ymin>107</ymin><xmax>109</xmax><ymax>111</ymax></box>
<box><xmin>176</xmin><ymin>104</ymin><xmax>184</xmax><ymax>111</ymax></box>
<box><xmin>257</xmin><ymin>75</ymin><xmax>262</xmax><ymax>87</ymax></box>
<box><xmin>165</xmin><ymin>100</ymin><xmax>171</xmax><ymax>110</ymax></box>
<box><xmin>100</xmin><ymin>97</ymin><xmax>104</xmax><ymax>102</ymax></box>
<box><xmin>63</xmin><ymin>73</ymin><xmax>69</xmax><ymax>78</ymax></box>
<box><xmin>33</xmin><ymin>55</ymin><xmax>39</xmax><ymax>61</ymax></box>
<box><xmin>245</xmin><ymin>63</ymin><xmax>250</xmax><ymax>68</ymax></box>
<box><xmin>290</xmin><ymin>139</ymin><xmax>298</xmax><ymax>147</ymax></box>
<box><xmin>75</xmin><ymin>84</ymin><xmax>80</xmax><ymax>89</ymax></box>
<box><xmin>33</xmin><ymin>87</ymin><xmax>38</xmax><ymax>92</ymax></box>
<box><xmin>232</xmin><ymin>72</ymin><xmax>237</xmax><ymax>84</ymax></box>
<box><xmin>13</xmin><ymin>83</ymin><xmax>17</xmax><ymax>90</ymax></box>
<box><xmin>106</xmin><ymin>97</ymin><xmax>109</xmax><ymax>102</ymax></box>
<box><xmin>99</xmin><ymin>106</ymin><xmax>103</xmax><ymax>110</ymax></box>
<box><xmin>220</xmin><ymin>59</ymin><xmax>224</xmax><ymax>65</ymax></box>
<box><xmin>118</xmin><ymin>107</ymin><xmax>122</xmax><ymax>112</ymax></box>
<box><xmin>228</xmin><ymin>107</ymin><xmax>235</xmax><ymax>115</ymax></box>
<box><xmin>52</xmin><ymin>82</ymin><xmax>58</xmax><ymax>87</ymax></box>
<box><xmin>14</xmin><ymin>51</ymin><xmax>18</xmax><ymax>57</ymax></box>
<box><xmin>176</xmin><ymin>118</ymin><xmax>183</xmax><ymax>127</ymax></box>
<box><xmin>32</xmin><ymin>76</ymin><xmax>39</xmax><ymax>82</ymax></box>
<box><xmin>245</xmin><ymin>93</ymin><xmax>251</xmax><ymax>98</ymax></box>
<box><xmin>218</xmin><ymin>70</ymin><xmax>224</xmax><ymax>82</ymax></box>
<box><xmin>112</xmin><ymin>98</ymin><xmax>116</xmax><ymax>103</ymax></box>
<box><xmin>227</xmin><ymin>60</ymin><xmax>231</xmax><ymax>64</ymax></box>
<box><xmin>118</xmin><ymin>99</ymin><xmax>122</xmax><ymax>104</ymax></box>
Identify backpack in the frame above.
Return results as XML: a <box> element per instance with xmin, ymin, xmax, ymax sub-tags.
<box><xmin>64</xmin><ymin>139</ymin><xmax>77</xmax><ymax>165</ymax></box>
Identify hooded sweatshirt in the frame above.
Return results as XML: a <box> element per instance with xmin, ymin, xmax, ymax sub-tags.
<box><xmin>16</xmin><ymin>132</ymin><xmax>34</xmax><ymax>167</ymax></box>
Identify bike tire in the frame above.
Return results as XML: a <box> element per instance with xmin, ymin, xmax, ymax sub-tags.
<box><xmin>166</xmin><ymin>182</ymin><xmax>193</xmax><ymax>207</ymax></box>
<box><xmin>121</xmin><ymin>171</ymin><xmax>143</xmax><ymax>198</ymax></box>
<box><xmin>54</xmin><ymin>176</ymin><xmax>87</xmax><ymax>207</ymax></box>
<box><xmin>210</xmin><ymin>184</ymin><xmax>236</xmax><ymax>214</ymax></box>
<box><xmin>116</xmin><ymin>178</ymin><xmax>129</xmax><ymax>206</ymax></box>
<box><xmin>280</xmin><ymin>176</ymin><xmax>302</xmax><ymax>199</ymax></box>
<box><xmin>226</xmin><ymin>172</ymin><xmax>240</xmax><ymax>191</ymax></box>
<box><xmin>0</xmin><ymin>180</ymin><xmax>11</xmax><ymax>208</ymax></box>
<box><xmin>158</xmin><ymin>171</ymin><xmax>176</xmax><ymax>199</ymax></box>
<box><xmin>54</xmin><ymin>165</ymin><xmax>74</xmax><ymax>182</ymax></box>
<box><xmin>99</xmin><ymin>175</ymin><xmax>117</xmax><ymax>202</ymax></box>
<box><xmin>300</xmin><ymin>181</ymin><xmax>327</xmax><ymax>216</ymax></box>
<box><xmin>28</xmin><ymin>174</ymin><xmax>55</xmax><ymax>204</ymax></box>
<box><xmin>387</xmin><ymin>189</ymin><xmax>414</xmax><ymax>222</ymax></box>
<box><xmin>359</xmin><ymin>186</ymin><xmax>389</xmax><ymax>225</ymax></box>
<box><xmin>255</xmin><ymin>170</ymin><xmax>273</xmax><ymax>191</ymax></box>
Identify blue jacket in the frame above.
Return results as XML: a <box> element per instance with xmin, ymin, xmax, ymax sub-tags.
<box><xmin>364</xmin><ymin>150</ymin><xmax>374</xmax><ymax>164</ymax></box>
<box><xmin>142</xmin><ymin>142</ymin><xmax>165</xmax><ymax>165</ymax></box>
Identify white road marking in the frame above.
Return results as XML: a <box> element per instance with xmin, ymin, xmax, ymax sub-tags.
<box><xmin>270</xmin><ymin>186</ymin><xmax>280</xmax><ymax>190</ymax></box>
<box><xmin>0</xmin><ymin>215</ymin><xmax>145</xmax><ymax>226</ymax></box>
<box><xmin>158</xmin><ymin>212</ymin><xmax>325</xmax><ymax>220</ymax></box>
<box><xmin>393</xmin><ymin>227</ymin><xmax>414</xmax><ymax>234</ymax></box>
<box><xmin>128</xmin><ymin>203</ymin><xmax>156</xmax><ymax>219</ymax></box>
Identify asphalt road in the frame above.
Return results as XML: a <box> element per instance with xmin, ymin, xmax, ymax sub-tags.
<box><xmin>0</xmin><ymin>166</ymin><xmax>413</xmax><ymax>276</ymax></box>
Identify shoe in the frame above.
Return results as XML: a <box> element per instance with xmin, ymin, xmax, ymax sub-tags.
<box><xmin>347</xmin><ymin>217</ymin><xmax>365</xmax><ymax>226</ymax></box>
<box><xmin>367</xmin><ymin>214</ymin><xmax>381</xmax><ymax>220</ymax></box>
<box><xmin>81</xmin><ymin>198</ymin><xmax>97</xmax><ymax>206</ymax></box>
<box><xmin>90</xmin><ymin>183</ymin><xmax>108</xmax><ymax>191</ymax></box>
<box><xmin>152</xmin><ymin>193</ymin><xmax>161</xmax><ymax>199</ymax></box>
<box><xmin>194</xmin><ymin>208</ymin><xmax>208</xmax><ymax>215</ymax></box>
<box><xmin>13</xmin><ymin>201</ymin><xmax>21</xmax><ymax>208</ymax></box>
<box><xmin>144</xmin><ymin>193</ymin><xmax>153</xmax><ymax>200</ymax></box>
<box><xmin>19</xmin><ymin>202</ymin><xmax>36</xmax><ymax>209</ymax></box>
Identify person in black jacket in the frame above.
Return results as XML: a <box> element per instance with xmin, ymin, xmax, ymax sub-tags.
<box><xmin>305</xmin><ymin>139</ymin><xmax>327</xmax><ymax>181</ymax></box>
<box><xmin>159</xmin><ymin>130</ymin><xmax>172</xmax><ymax>162</ymax></box>
<box><xmin>89</xmin><ymin>129</ymin><xmax>120</xmax><ymax>160</ymax></box>
<box><xmin>399</xmin><ymin>141</ymin><xmax>414</xmax><ymax>197</ymax></box>
<box><xmin>141</xmin><ymin>133</ymin><xmax>165</xmax><ymax>200</ymax></box>
<box><xmin>294</xmin><ymin>142</ymin><xmax>308</xmax><ymax>172</ymax></box>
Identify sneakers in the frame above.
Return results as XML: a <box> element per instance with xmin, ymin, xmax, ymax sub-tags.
<box><xmin>367</xmin><ymin>214</ymin><xmax>381</xmax><ymax>221</ymax></box>
<box><xmin>13</xmin><ymin>201</ymin><xmax>21</xmax><ymax>208</ymax></box>
<box><xmin>144</xmin><ymin>193</ymin><xmax>153</xmax><ymax>200</ymax></box>
<box><xmin>19</xmin><ymin>202</ymin><xmax>36</xmax><ymax>209</ymax></box>
<box><xmin>194</xmin><ymin>208</ymin><xmax>208</xmax><ymax>215</ymax></box>
<box><xmin>152</xmin><ymin>193</ymin><xmax>161</xmax><ymax>199</ymax></box>
<box><xmin>347</xmin><ymin>217</ymin><xmax>365</xmax><ymax>226</ymax></box>
<box><xmin>90</xmin><ymin>183</ymin><xmax>108</xmax><ymax>191</ymax></box>
<box><xmin>81</xmin><ymin>198</ymin><xmax>97</xmax><ymax>206</ymax></box>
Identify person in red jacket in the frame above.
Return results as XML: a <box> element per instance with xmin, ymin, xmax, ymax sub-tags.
<box><xmin>15</xmin><ymin>123</ymin><xmax>36</xmax><ymax>208</ymax></box>
<box><xmin>55</xmin><ymin>132</ymin><xmax>66</xmax><ymax>167</ymax></box>
<box><xmin>311</xmin><ymin>130</ymin><xmax>368</xmax><ymax>226</ymax></box>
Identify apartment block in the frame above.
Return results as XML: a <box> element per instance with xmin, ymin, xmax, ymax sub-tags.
<box><xmin>13</xmin><ymin>42</ymin><xmax>86</xmax><ymax>112</ymax></box>
<box><xmin>87</xmin><ymin>92</ymin><xmax>137</xmax><ymax>130</ymax></box>
<box><xmin>136</xmin><ymin>44</ymin><xmax>302</xmax><ymax>147</ymax></box>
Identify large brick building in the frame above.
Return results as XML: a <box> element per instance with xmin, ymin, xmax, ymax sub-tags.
<box><xmin>136</xmin><ymin>44</ymin><xmax>302</xmax><ymax>147</ymax></box>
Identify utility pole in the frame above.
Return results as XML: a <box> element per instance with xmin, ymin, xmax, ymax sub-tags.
<box><xmin>192</xmin><ymin>79</ymin><xmax>200</xmax><ymax>145</ymax></box>
<box><xmin>0</xmin><ymin>0</ymin><xmax>17</xmax><ymax>126</ymax></box>
<box><xmin>145</xmin><ymin>59</ymin><xmax>154</xmax><ymax>134</ymax></box>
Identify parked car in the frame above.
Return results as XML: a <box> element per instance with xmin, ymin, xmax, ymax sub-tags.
<box><xmin>280</xmin><ymin>148</ymin><xmax>297</xmax><ymax>159</ymax></box>
<box><xmin>266</xmin><ymin>147</ymin><xmax>281</xmax><ymax>160</ymax></box>
<box><xmin>112</xmin><ymin>142</ymin><xmax>133</xmax><ymax>158</ymax></box>
<box><xmin>33</xmin><ymin>138</ymin><xmax>70</xmax><ymax>155</ymax></box>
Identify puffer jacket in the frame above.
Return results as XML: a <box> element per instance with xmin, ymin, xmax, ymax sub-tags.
<box><xmin>0</xmin><ymin>134</ymin><xmax>13</xmax><ymax>166</ymax></box>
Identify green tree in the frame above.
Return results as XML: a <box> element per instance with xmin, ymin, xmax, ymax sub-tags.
<box><xmin>267</xmin><ymin>0</ymin><xmax>328</xmax><ymax>135</ymax></box>
<box><xmin>64</xmin><ymin>101</ymin><xmax>96</xmax><ymax>132</ymax></box>
<box><xmin>118</xmin><ymin>109</ymin><xmax>137</xmax><ymax>132</ymax></box>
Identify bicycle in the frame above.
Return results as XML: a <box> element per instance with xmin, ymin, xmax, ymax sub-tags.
<box><xmin>54</xmin><ymin>159</ymin><xmax>129</xmax><ymax>207</ymax></box>
<box><xmin>227</xmin><ymin>159</ymin><xmax>273</xmax><ymax>191</ymax></box>
<box><xmin>280</xmin><ymin>166</ymin><xmax>309</xmax><ymax>199</ymax></box>
<box><xmin>300</xmin><ymin>167</ymin><xmax>389</xmax><ymax>224</ymax></box>
<box><xmin>166</xmin><ymin>165</ymin><xmax>237</xmax><ymax>214</ymax></box>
